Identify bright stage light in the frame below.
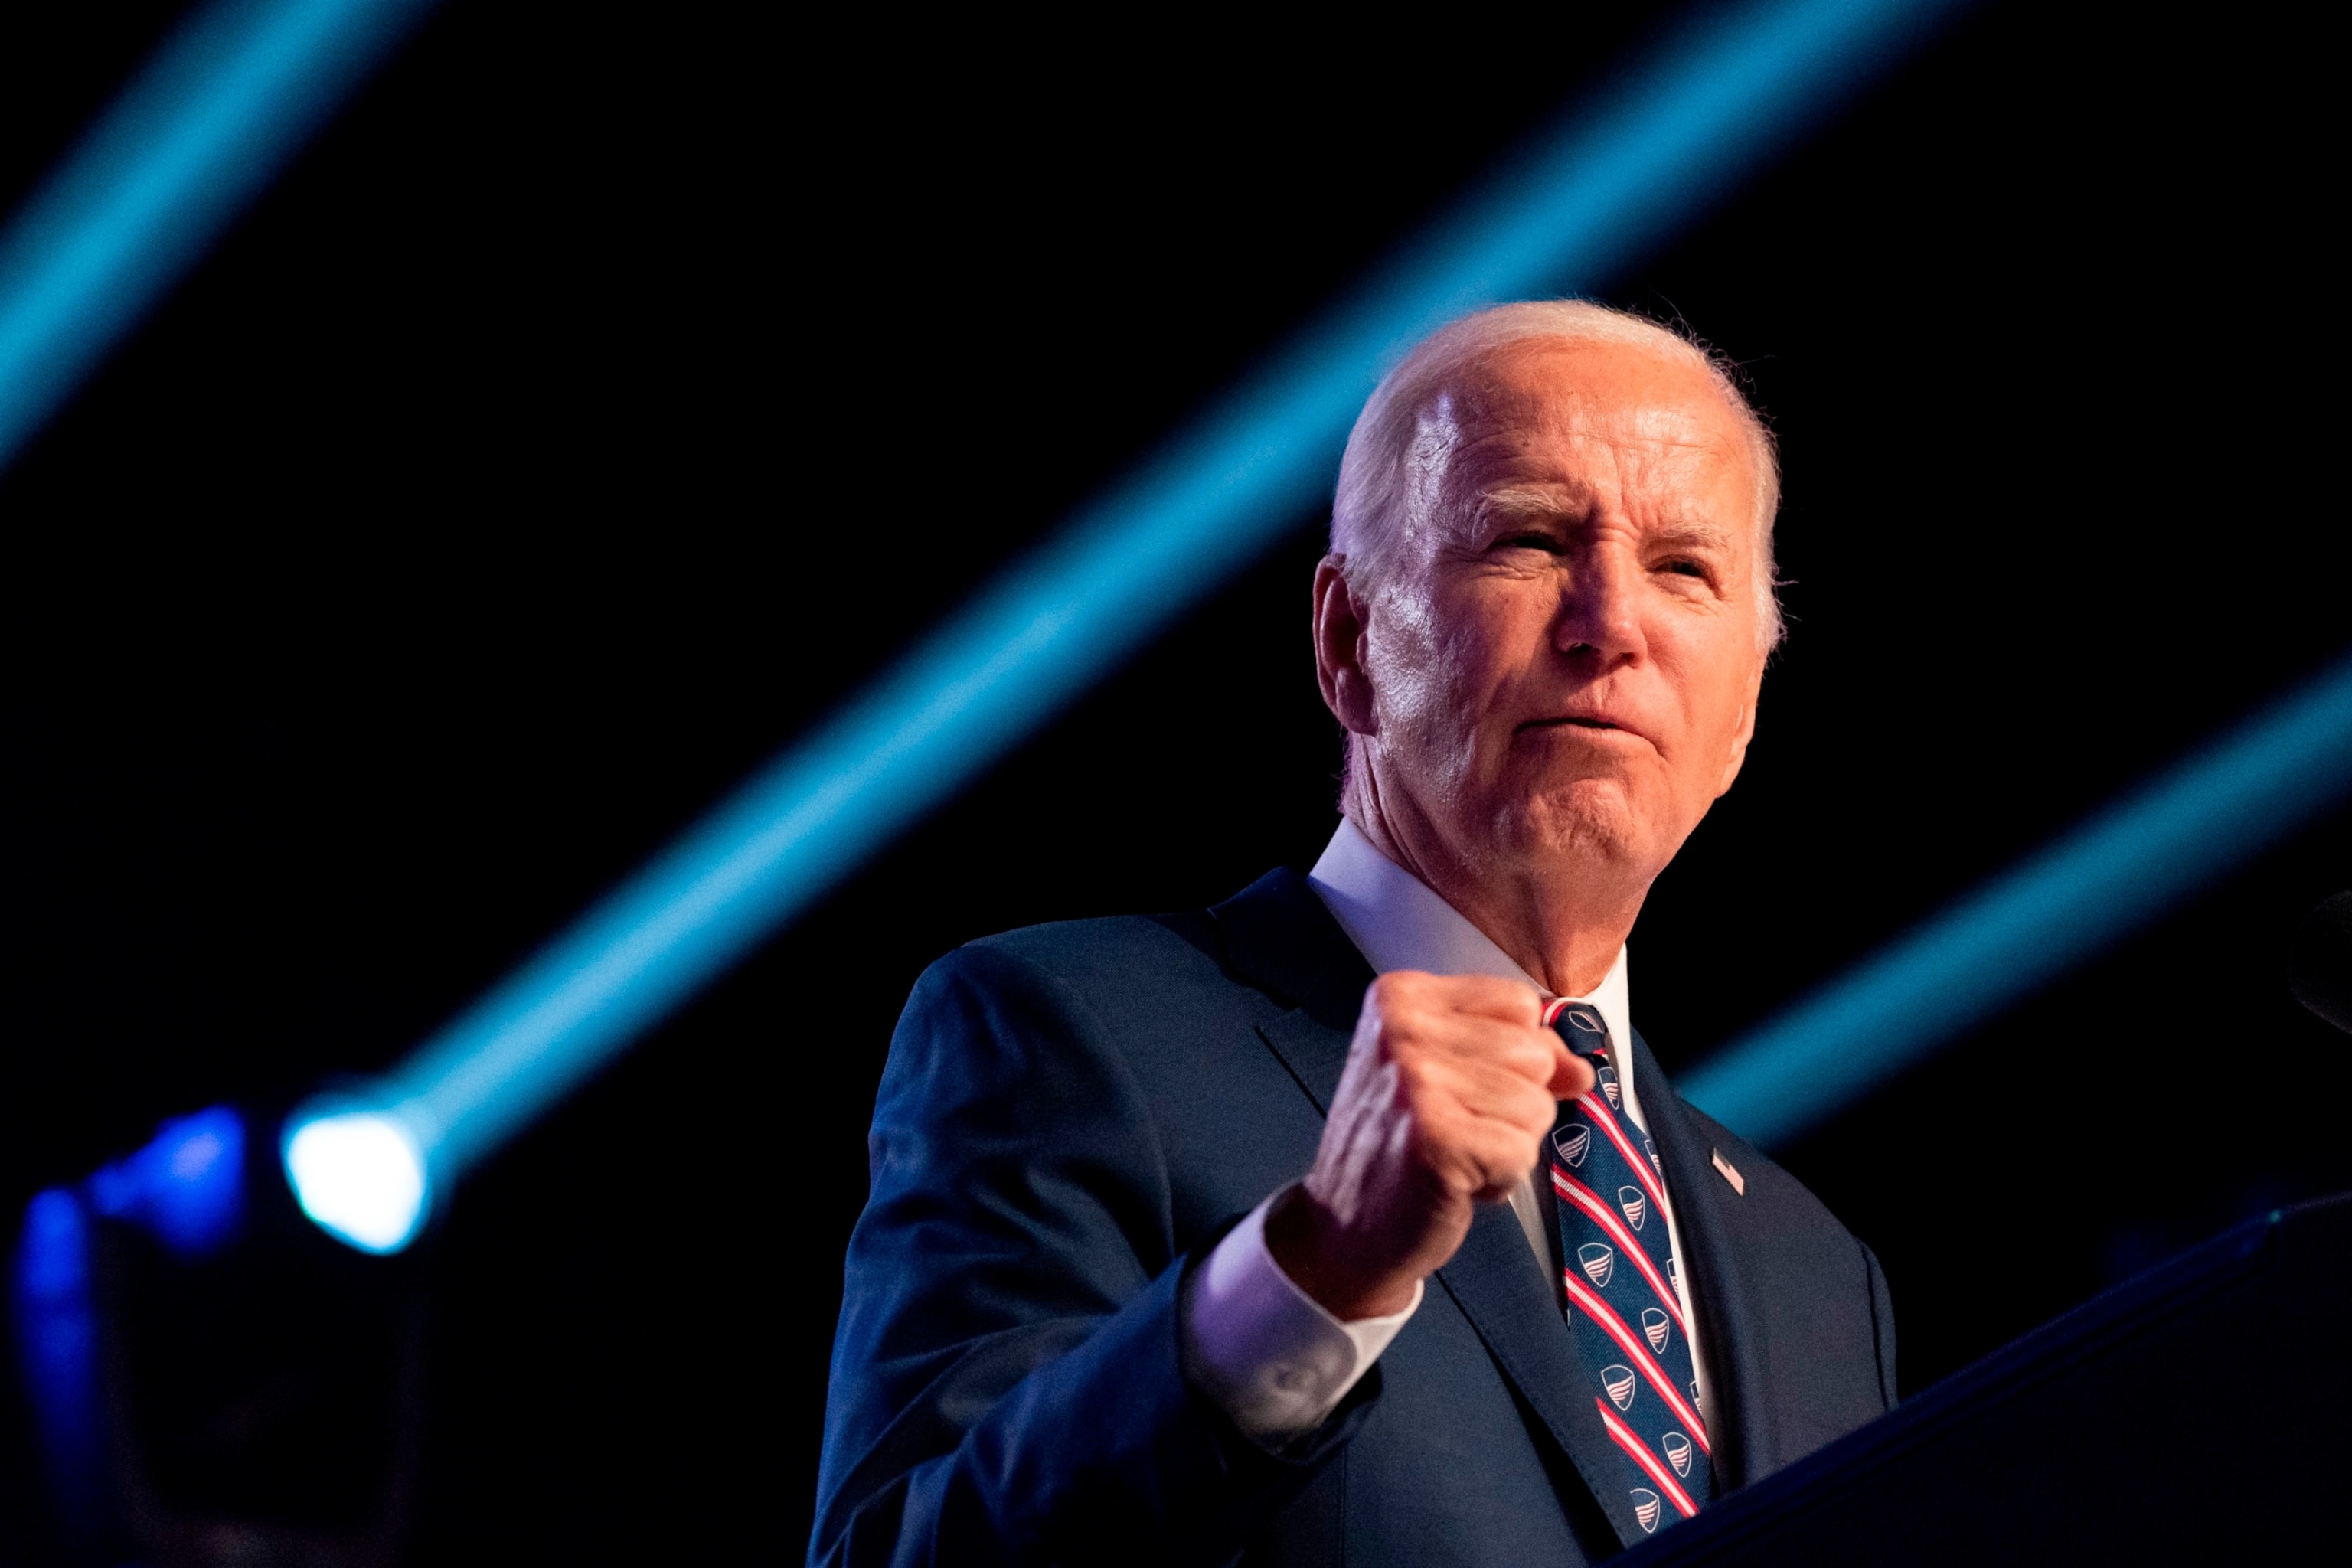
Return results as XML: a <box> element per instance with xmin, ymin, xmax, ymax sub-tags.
<box><xmin>281</xmin><ymin>1109</ymin><xmax>431</xmax><ymax>1255</ymax></box>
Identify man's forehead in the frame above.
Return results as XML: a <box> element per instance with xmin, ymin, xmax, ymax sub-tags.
<box><xmin>1417</xmin><ymin>341</ymin><xmax>1748</xmax><ymax>492</ymax></box>
<box><xmin>1443</xmin><ymin>339</ymin><xmax>1744</xmax><ymax>448</ymax></box>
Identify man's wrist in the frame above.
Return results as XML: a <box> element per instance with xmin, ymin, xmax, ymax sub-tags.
<box><xmin>1181</xmin><ymin>1189</ymin><xmax>1420</xmax><ymax>1444</ymax></box>
<box><xmin>1262</xmin><ymin>1182</ymin><xmax>1422</xmax><ymax>1321</ymax></box>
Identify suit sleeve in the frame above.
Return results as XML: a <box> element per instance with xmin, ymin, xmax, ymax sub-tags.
<box><xmin>808</xmin><ymin>943</ymin><xmax>1373</xmax><ymax>1567</ymax></box>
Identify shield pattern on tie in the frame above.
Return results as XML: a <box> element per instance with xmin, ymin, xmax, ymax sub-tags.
<box><xmin>1541</xmin><ymin>1001</ymin><xmax>1716</xmax><ymax>1534</ymax></box>
<box><xmin>1600</xmin><ymin>1364</ymin><xmax>1637</xmax><ymax>1410</ymax></box>
<box><xmin>1577</xmin><ymin>1242</ymin><xmax>1615</xmax><ymax>1289</ymax></box>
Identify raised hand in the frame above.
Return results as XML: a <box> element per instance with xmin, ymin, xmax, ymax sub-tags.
<box><xmin>1265</xmin><ymin>972</ymin><xmax>1594</xmax><ymax>1320</ymax></box>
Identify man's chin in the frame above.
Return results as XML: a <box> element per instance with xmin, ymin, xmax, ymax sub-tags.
<box><xmin>1490</xmin><ymin>785</ymin><xmax>1647</xmax><ymax>868</ymax></box>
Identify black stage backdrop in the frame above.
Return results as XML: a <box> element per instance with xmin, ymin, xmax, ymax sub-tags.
<box><xmin>0</xmin><ymin>2</ymin><xmax>2344</xmax><ymax>1560</ymax></box>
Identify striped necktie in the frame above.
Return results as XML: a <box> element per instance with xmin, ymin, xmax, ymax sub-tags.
<box><xmin>1542</xmin><ymin>998</ymin><xmax>1716</xmax><ymax>1534</ymax></box>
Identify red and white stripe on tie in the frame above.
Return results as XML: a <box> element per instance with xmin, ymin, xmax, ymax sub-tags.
<box><xmin>1596</xmin><ymin>1401</ymin><xmax>1700</xmax><ymax>1518</ymax></box>
<box><xmin>1570</xmin><ymin>1075</ymin><xmax>1668</xmax><ymax>1214</ymax></box>
<box><xmin>1551</xmin><ymin>1166</ymin><xmax>1685</xmax><ymax>1333</ymax></box>
<box><xmin>1560</xmin><ymin>1270</ymin><xmax>1710</xmax><ymax>1451</ymax></box>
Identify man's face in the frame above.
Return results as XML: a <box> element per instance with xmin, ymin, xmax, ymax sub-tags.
<box><xmin>1351</xmin><ymin>338</ymin><xmax>1769</xmax><ymax>886</ymax></box>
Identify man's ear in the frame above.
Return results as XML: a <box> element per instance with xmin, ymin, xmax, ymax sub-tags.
<box><xmin>1313</xmin><ymin>554</ymin><xmax>1378</xmax><ymax>737</ymax></box>
<box><xmin>1713</xmin><ymin>661</ymin><xmax>1764</xmax><ymax>798</ymax></box>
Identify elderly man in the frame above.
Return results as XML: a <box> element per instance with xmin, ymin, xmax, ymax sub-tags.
<box><xmin>811</xmin><ymin>302</ymin><xmax>1894</xmax><ymax>1566</ymax></box>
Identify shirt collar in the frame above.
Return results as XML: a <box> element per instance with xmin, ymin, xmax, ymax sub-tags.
<box><xmin>1304</xmin><ymin>817</ymin><xmax>1632</xmax><ymax>1055</ymax></box>
<box><xmin>1308</xmin><ymin>822</ymin><xmax>1637</xmax><ymax>1044</ymax></box>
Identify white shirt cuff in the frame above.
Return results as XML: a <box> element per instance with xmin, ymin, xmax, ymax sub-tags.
<box><xmin>1178</xmin><ymin>1188</ymin><xmax>1422</xmax><ymax>1443</ymax></box>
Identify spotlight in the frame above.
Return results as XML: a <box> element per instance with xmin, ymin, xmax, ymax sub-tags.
<box><xmin>85</xmin><ymin>1105</ymin><xmax>246</xmax><ymax>1257</ymax></box>
<box><xmin>11</xmin><ymin>1104</ymin><xmax>427</xmax><ymax>1562</ymax></box>
<box><xmin>281</xmin><ymin>1107</ymin><xmax>432</xmax><ymax>1256</ymax></box>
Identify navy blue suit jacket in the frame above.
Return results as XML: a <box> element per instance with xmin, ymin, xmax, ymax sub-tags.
<box><xmin>812</xmin><ymin>869</ymin><xmax>1896</xmax><ymax>1566</ymax></box>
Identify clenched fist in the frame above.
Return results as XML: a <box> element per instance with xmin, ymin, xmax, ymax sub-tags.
<box><xmin>1265</xmin><ymin>972</ymin><xmax>1594</xmax><ymax>1320</ymax></box>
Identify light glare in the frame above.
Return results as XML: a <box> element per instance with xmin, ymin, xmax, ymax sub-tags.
<box><xmin>283</xmin><ymin>1111</ymin><xmax>429</xmax><ymax>1254</ymax></box>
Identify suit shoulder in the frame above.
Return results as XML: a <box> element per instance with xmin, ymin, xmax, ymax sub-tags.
<box><xmin>1668</xmin><ymin>1096</ymin><xmax>1898</xmax><ymax>1442</ymax></box>
<box><xmin>955</xmin><ymin>910</ymin><xmax>1241</xmax><ymax>1011</ymax></box>
<box><xmin>910</xmin><ymin>910</ymin><xmax>1297</xmax><ymax>1122</ymax></box>
<box><xmin>893</xmin><ymin>908</ymin><xmax>1321</xmax><ymax>1234</ymax></box>
<box><xmin>1674</xmin><ymin>1096</ymin><xmax>1857</xmax><ymax>1243</ymax></box>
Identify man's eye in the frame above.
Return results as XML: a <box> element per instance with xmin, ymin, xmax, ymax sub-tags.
<box><xmin>1495</xmin><ymin>532</ymin><xmax>1560</xmax><ymax>553</ymax></box>
<box><xmin>1657</xmin><ymin>557</ymin><xmax>1710</xmax><ymax>580</ymax></box>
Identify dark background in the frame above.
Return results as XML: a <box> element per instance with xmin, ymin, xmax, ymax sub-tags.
<box><xmin>0</xmin><ymin>0</ymin><xmax>2342</xmax><ymax>1560</ymax></box>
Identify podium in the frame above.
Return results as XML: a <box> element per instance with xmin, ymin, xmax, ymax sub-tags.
<box><xmin>1627</xmin><ymin>1195</ymin><xmax>2352</xmax><ymax>1563</ymax></box>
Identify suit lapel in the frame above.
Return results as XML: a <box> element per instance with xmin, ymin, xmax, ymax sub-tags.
<box><xmin>1435</xmin><ymin>1207</ymin><xmax>1648</xmax><ymax>1547</ymax></box>
<box><xmin>1628</xmin><ymin>1027</ymin><xmax>1772</xmax><ymax>1487</ymax></box>
<box><xmin>1209</xmin><ymin>868</ymin><xmax>1373</xmax><ymax>1060</ymax></box>
<box><xmin>1209</xmin><ymin>868</ymin><xmax>1645</xmax><ymax>1550</ymax></box>
<box><xmin>1253</xmin><ymin>1007</ymin><xmax>1351</xmax><ymax>1114</ymax></box>
<box><xmin>1210</xmin><ymin>868</ymin><xmax>1364</xmax><ymax>1116</ymax></box>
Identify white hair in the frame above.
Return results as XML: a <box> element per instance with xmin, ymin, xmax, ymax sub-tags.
<box><xmin>1330</xmin><ymin>299</ymin><xmax>1785</xmax><ymax>654</ymax></box>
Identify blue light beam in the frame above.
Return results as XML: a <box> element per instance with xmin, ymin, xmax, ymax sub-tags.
<box><xmin>0</xmin><ymin>0</ymin><xmax>439</xmax><ymax>472</ymax></box>
<box><xmin>1676</xmin><ymin>651</ymin><xmax>2352</xmax><ymax>1148</ymax></box>
<box><xmin>283</xmin><ymin>0</ymin><xmax>1969</xmax><ymax>1245</ymax></box>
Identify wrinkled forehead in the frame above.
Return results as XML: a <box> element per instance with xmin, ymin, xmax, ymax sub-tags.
<box><xmin>1416</xmin><ymin>338</ymin><xmax>1759</xmax><ymax>515</ymax></box>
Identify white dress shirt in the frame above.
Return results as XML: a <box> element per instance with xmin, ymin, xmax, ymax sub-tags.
<box><xmin>1180</xmin><ymin>818</ymin><xmax>1713</xmax><ymax>1443</ymax></box>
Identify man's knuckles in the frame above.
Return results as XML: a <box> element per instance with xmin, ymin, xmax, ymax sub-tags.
<box><xmin>1362</xmin><ymin>970</ymin><xmax>1439</xmax><ymax>1019</ymax></box>
<box><xmin>1446</xmin><ymin>975</ymin><xmax>1544</xmax><ymax>1024</ymax></box>
<box><xmin>1392</xmin><ymin>1050</ymin><xmax>1534</xmax><ymax>1112</ymax></box>
<box><xmin>1364</xmin><ymin>970</ymin><xmax>1541</xmax><ymax>1028</ymax></box>
<box><xmin>1400</xmin><ymin>1078</ymin><xmax>1553</xmax><ymax>1158</ymax></box>
<box><xmin>1389</xmin><ymin>1018</ymin><xmax>1558</xmax><ymax>1081</ymax></box>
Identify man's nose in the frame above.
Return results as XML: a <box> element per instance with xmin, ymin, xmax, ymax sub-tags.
<box><xmin>1552</xmin><ymin>548</ymin><xmax>1646</xmax><ymax>666</ymax></box>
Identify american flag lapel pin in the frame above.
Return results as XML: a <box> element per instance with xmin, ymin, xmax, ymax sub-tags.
<box><xmin>1710</xmin><ymin>1148</ymin><xmax>1745</xmax><ymax>1196</ymax></box>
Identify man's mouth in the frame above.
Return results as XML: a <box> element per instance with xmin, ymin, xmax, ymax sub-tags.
<box><xmin>1517</xmin><ymin>714</ymin><xmax>1651</xmax><ymax>747</ymax></box>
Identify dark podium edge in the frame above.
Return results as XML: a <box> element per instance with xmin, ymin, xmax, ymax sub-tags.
<box><xmin>1619</xmin><ymin>1193</ymin><xmax>2348</xmax><ymax>1563</ymax></box>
